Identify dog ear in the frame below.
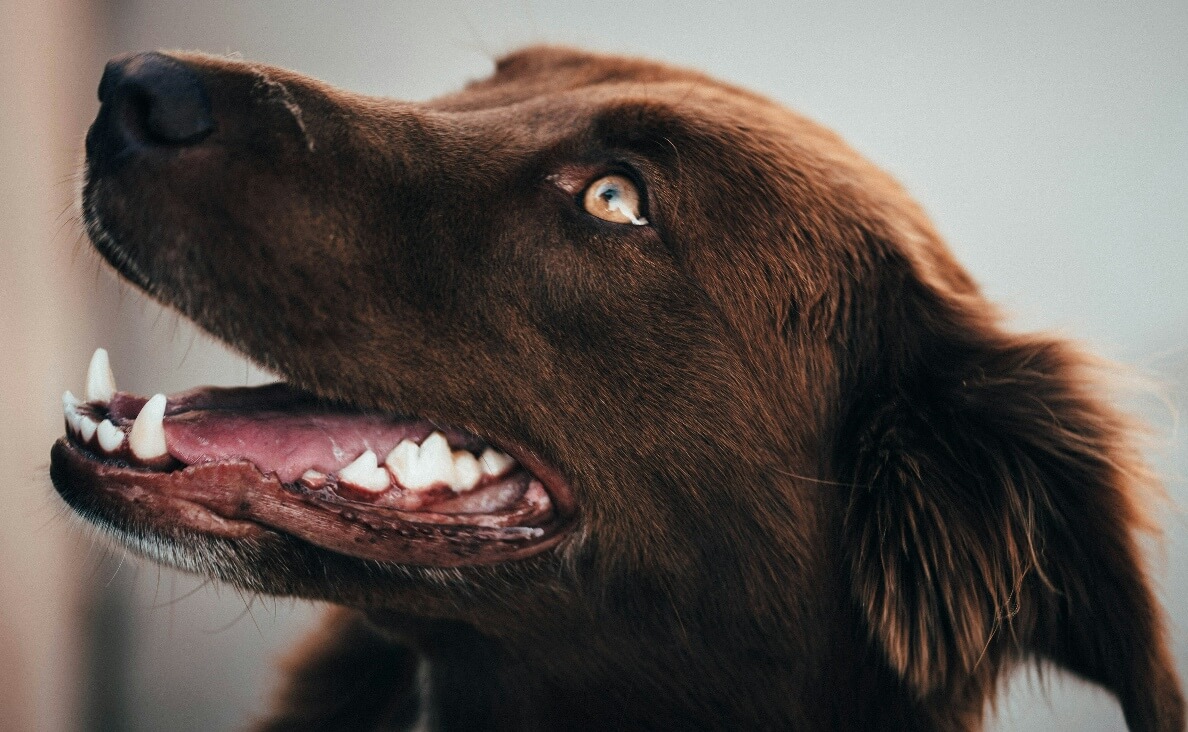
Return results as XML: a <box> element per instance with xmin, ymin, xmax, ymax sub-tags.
<box><xmin>839</xmin><ymin>264</ymin><xmax>1184</xmax><ymax>731</ymax></box>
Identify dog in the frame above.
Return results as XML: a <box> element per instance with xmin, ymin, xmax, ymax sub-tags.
<box><xmin>52</xmin><ymin>46</ymin><xmax>1183</xmax><ymax>731</ymax></box>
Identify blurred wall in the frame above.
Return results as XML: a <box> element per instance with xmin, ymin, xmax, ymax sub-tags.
<box><xmin>0</xmin><ymin>0</ymin><xmax>100</xmax><ymax>729</ymax></box>
<box><xmin>3</xmin><ymin>1</ymin><xmax>1184</xmax><ymax>731</ymax></box>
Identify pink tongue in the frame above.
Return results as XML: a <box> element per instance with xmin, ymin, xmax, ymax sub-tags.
<box><xmin>163</xmin><ymin>410</ymin><xmax>430</xmax><ymax>483</ymax></box>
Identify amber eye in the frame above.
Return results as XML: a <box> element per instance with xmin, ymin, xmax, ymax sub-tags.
<box><xmin>582</xmin><ymin>174</ymin><xmax>648</xmax><ymax>225</ymax></box>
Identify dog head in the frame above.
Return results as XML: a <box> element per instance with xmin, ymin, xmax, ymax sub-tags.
<box><xmin>55</xmin><ymin>47</ymin><xmax>1182</xmax><ymax>727</ymax></box>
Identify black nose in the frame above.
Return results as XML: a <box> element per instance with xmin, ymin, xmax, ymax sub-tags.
<box><xmin>96</xmin><ymin>52</ymin><xmax>214</xmax><ymax>148</ymax></box>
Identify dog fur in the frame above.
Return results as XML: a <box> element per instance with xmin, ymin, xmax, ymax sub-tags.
<box><xmin>63</xmin><ymin>46</ymin><xmax>1184</xmax><ymax>731</ymax></box>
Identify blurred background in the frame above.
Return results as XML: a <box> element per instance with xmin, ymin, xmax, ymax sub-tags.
<box><xmin>1</xmin><ymin>1</ymin><xmax>1184</xmax><ymax>730</ymax></box>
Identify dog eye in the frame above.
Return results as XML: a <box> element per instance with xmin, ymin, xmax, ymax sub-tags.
<box><xmin>582</xmin><ymin>175</ymin><xmax>648</xmax><ymax>226</ymax></box>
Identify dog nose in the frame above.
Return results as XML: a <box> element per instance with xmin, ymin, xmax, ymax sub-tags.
<box><xmin>97</xmin><ymin>52</ymin><xmax>214</xmax><ymax>147</ymax></box>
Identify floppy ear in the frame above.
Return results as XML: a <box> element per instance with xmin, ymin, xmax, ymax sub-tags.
<box><xmin>840</xmin><ymin>269</ymin><xmax>1184</xmax><ymax>731</ymax></box>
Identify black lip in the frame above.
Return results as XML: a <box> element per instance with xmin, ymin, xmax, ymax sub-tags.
<box><xmin>52</xmin><ymin>436</ymin><xmax>572</xmax><ymax>567</ymax></box>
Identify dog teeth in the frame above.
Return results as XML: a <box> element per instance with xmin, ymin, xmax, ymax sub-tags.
<box><xmin>385</xmin><ymin>432</ymin><xmax>453</xmax><ymax>491</ymax></box>
<box><xmin>129</xmin><ymin>393</ymin><xmax>168</xmax><ymax>460</ymax></box>
<box><xmin>383</xmin><ymin>432</ymin><xmax>491</xmax><ymax>493</ymax></box>
<box><xmin>62</xmin><ymin>391</ymin><xmax>81</xmax><ymax>434</ymax></box>
<box><xmin>300</xmin><ymin>470</ymin><xmax>328</xmax><ymax>489</ymax></box>
<box><xmin>96</xmin><ymin>419</ymin><xmax>125</xmax><ymax>452</ymax></box>
<box><xmin>383</xmin><ymin>440</ymin><xmax>422</xmax><ymax>489</ymax></box>
<box><xmin>417</xmin><ymin>432</ymin><xmax>455</xmax><ymax>487</ymax></box>
<box><xmin>479</xmin><ymin>448</ymin><xmax>515</xmax><ymax>478</ymax></box>
<box><xmin>338</xmin><ymin>450</ymin><xmax>390</xmax><ymax>492</ymax></box>
<box><xmin>449</xmin><ymin>451</ymin><xmax>482</xmax><ymax>492</ymax></box>
<box><xmin>61</xmin><ymin>351</ymin><xmax>525</xmax><ymax>496</ymax></box>
<box><xmin>85</xmin><ymin>348</ymin><xmax>117</xmax><ymax>403</ymax></box>
<box><xmin>63</xmin><ymin>390</ymin><xmax>102</xmax><ymax>443</ymax></box>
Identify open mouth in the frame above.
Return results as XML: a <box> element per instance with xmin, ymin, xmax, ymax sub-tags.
<box><xmin>52</xmin><ymin>349</ymin><xmax>572</xmax><ymax>566</ymax></box>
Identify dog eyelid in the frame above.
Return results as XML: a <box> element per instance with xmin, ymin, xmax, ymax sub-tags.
<box><xmin>581</xmin><ymin>174</ymin><xmax>649</xmax><ymax>226</ymax></box>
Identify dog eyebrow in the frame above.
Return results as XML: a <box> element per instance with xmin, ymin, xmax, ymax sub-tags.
<box><xmin>591</xmin><ymin>103</ymin><xmax>689</xmax><ymax>163</ymax></box>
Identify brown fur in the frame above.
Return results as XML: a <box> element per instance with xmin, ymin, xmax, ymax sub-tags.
<box><xmin>72</xmin><ymin>46</ymin><xmax>1183</xmax><ymax>730</ymax></box>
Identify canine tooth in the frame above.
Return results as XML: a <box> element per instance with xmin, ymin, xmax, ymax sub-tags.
<box><xmin>338</xmin><ymin>450</ymin><xmax>390</xmax><ymax>492</ymax></box>
<box><xmin>449</xmin><ymin>451</ymin><xmax>482</xmax><ymax>492</ymax></box>
<box><xmin>79</xmin><ymin>416</ymin><xmax>99</xmax><ymax>442</ymax></box>
<box><xmin>96</xmin><ymin>420</ymin><xmax>124</xmax><ymax>452</ymax></box>
<box><xmin>129</xmin><ymin>393</ymin><xmax>168</xmax><ymax>460</ymax></box>
<box><xmin>85</xmin><ymin>348</ymin><xmax>116</xmax><ymax>403</ymax></box>
<box><xmin>479</xmin><ymin>448</ymin><xmax>515</xmax><ymax>477</ymax></box>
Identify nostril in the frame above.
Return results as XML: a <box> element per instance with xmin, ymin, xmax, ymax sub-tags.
<box><xmin>99</xmin><ymin>51</ymin><xmax>214</xmax><ymax>147</ymax></box>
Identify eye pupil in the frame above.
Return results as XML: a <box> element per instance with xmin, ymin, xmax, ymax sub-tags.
<box><xmin>582</xmin><ymin>174</ymin><xmax>647</xmax><ymax>226</ymax></box>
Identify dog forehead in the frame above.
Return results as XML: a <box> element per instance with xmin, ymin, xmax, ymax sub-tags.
<box><xmin>489</xmin><ymin>45</ymin><xmax>714</xmax><ymax>94</ymax></box>
<box><xmin>430</xmin><ymin>45</ymin><xmax>746</xmax><ymax>118</ymax></box>
<box><xmin>426</xmin><ymin>79</ymin><xmax>806</xmax><ymax>182</ymax></box>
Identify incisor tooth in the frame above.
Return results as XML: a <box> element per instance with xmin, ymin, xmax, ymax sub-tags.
<box><xmin>479</xmin><ymin>448</ymin><xmax>515</xmax><ymax>477</ymax></box>
<box><xmin>449</xmin><ymin>451</ymin><xmax>481</xmax><ymax>492</ymax></box>
<box><xmin>129</xmin><ymin>393</ymin><xmax>168</xmax><ymax>460</ymax></box>
<box><xmin>86</xmin><ymin>348</ymin><xmax>116</xmax><ymax>403</ymax></box>
<box><xmin>79</xmin><ymin>416</ymin><xmax>98</xmax><ymax>442</ymax></box>
<box><xmin>96</xmin><ymin>419</ymin><xmax>124</xmax><ymax>452</ymax></box>
<box><xmin>338</xmin><ymin>450</ymin><xmax>390</xmax><ymax>492</ymax></box>
<box><xmin>62</xmin><ymin>391</ymin><xmax>81</xmax><ymax>434</ymax></box>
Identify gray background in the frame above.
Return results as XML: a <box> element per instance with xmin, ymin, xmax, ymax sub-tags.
<box><xmin>38</xmin><ymin>1</ymin><xmax>1188</xmax><ymax>730</ymax></box>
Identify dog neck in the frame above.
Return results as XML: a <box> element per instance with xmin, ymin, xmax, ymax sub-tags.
<box><xmin>359</xmin><ymin>582</ymin><xmax>930</xmax><ymax>731</ymax></box>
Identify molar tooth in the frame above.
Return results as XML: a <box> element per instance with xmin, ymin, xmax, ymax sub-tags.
<box><xmin>449</xmin><ymin>451</ymin><xmax>482</xmax><ymax>492</ymax></box>
<box><xmin>96</xmin><ymin>419</ymin><xmax>124</xmax><ymax>452</ymax></box>
<box><xmin>338</xmin><ymin>450</ymin><xmax>390</xmax><ymax>492</ymax></box>
<box><xmin>79</xmin><ymin>416</ymin><xmax>98</xmax><ymax>442</ymax></box>
<box><xmin>300</xmin><ymin>470</ymin><xmax>327</xmax><ymax>489</ymax></box>
<box><xmin>129</xmin><ymin>393</ymin><xmax>168</xmax><ymax>460</ymax></box>
<box><xmin>85</xmin><ymin>348</ymin><xmax>116</xmax><ymax>403</ymax></box>
<box><xmin>384</xmin><ymin>440</ymin><xmax>424</xmax><ymax>489</ymax></box>
<box><xmin>416</xmin><ymin>432</ymin><xmax>455</xmax><ymax>487</ymax></box>
<box><xmin>479</xmin><ymin>448</ymin><xmax>515</xmax><ymax>477</ymax></box>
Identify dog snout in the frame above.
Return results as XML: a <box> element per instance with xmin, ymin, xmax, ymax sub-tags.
<box><xmin>88</xmin><ymin>52</ymin><xmax>213</xmax><ymax>164</ymax></box>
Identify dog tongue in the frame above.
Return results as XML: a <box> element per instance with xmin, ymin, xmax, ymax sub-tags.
<box><xmin>103</xmin><ymin>386</ymin><xmax>450</xmax><ymax>483</ymax></box>
<box><xmin>162</xmin><ymin>410</ymin><xmax>429</xmax><ymax>483</ymax></box>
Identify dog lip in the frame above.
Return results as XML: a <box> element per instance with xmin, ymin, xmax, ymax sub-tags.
<box><xmin>51</xmin><ymin>438</ymin><xmax>270</xmax><ymax>541</ymax></box>
<box><xmin>52</xmin><ymin>436</ymin><xmax>572</xmax><ymax>567</ymax></box>
<box><xmin>472</xmin><ymin>435</ymin><xmax>577</xmax><ymax>518</ymax></box>
<box><xmin>54</xmin><ymin>378</ymin><xmax>575</xmax><ymax>566</ymax></box>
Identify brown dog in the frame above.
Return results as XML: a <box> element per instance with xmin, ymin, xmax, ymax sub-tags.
<box><xmin>53</xmin><ymin>46</ymin><xmax>1183</xmax><ymax>730</ymax></box>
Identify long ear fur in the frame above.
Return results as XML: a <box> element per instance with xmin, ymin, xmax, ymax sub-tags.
<box><xmin>840</xmin><ymin>262</ymin><xmax>1184</xmax><ymax>731</ymax></box>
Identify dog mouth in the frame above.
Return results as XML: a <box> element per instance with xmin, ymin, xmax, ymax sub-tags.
<box><xmin>52</xmin><ymin>349</ymin><xmax>572</xmax><ymax>567</ymax></box>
